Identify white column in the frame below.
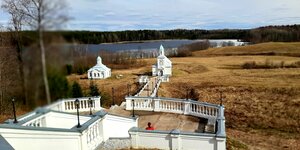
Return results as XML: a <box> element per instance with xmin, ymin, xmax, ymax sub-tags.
<box><xmin>153</xmin><ymin>99</ymin><xmax>160</xmax><ymax>112</ymax></box>
<box><xmin>60</xmin><ymin>101</ymin><xmax>65</xmax><ymax>111</ymax></box>
<box><xmin>170</xmin><ymin>129</ymin><xmax>181</xmax><ymax>150</ymax></box>
<box><xmin>183</xmin><ymin>101</ymin><xmax>190</xmax><ymax>115</ymax></box>
<box><xmin>216</xmin><ymin>105</ymin><xmax>226</xmax><ymax>137</ymax></box>
<box><xmin>129</xmin><ymin>131</ymin><xmax>139</xmax><ymax>149</ymax></box>
<box><xmin>125</xmin><ymin>97</ymin><xmax>132</xmax><ymax>110</ymax></box>
<box><xmin>216</xmin><ymin>137</ymin><xmax>226</xmax><ymax>150</ymax></box>
<box><xmin>94</xmin><ymin>97</ymin><xmax>101</xmax><ymax>110</ymax></box>
<box><xmin>80</xmin><ymin>132</ymin><xmax>89</xmax><ymax>150</ymax></box>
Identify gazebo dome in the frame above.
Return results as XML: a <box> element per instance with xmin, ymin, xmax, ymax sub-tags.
<box><xmin>97</xmin><ymin>56</ymin><xmax>102</xmax><ymax>65</ymax></box>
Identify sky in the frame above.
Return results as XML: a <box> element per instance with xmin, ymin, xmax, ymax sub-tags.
<box><xmin>1</xmin><ymin>0</ymin><xmax>300</xmax><ymax>31</ymax></box>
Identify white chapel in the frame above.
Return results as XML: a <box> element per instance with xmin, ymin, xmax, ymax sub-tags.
<box><xmin>152</xmin><ymin>45</ymin><xmax>172</xmax><ymax>81</ymax></box>
<box><xmin>88</xmin><ymin>56</ymin><xmax>111</xmax><ymax>79</ymax></box>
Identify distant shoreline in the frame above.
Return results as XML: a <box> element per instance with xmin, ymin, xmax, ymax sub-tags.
<box><xmin>98</xmin><ymin>39</ymin><xmax>240</xmax><ymax>45</ymax></box>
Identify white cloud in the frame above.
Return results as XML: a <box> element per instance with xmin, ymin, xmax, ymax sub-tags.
<box><xmin>1</xmin><ymin>0</ymin><xmax>300</xmax><ymax>31</ymax></box>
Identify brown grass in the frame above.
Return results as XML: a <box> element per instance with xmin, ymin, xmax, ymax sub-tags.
<box><xmin>67</xmin><ymin>59</ymin><xmax>156</xmax><ymax>107</ymax></box>
<box><xmin>66</xmin><ymin>42</ymin><xmax>300</xmax><ymax>149</ymax></box>
<box><xmin>193</xmin><ymin>42</ymin><xmax>300</xmax><ymax>57</ymax></box>
<box><xmin>158</xmin><ymin>55</ymin><xmax>300</xmax><ymax>149</ymax></box>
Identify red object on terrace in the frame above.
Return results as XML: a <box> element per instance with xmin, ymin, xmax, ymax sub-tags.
<box><xmin>145</xmin><ymin>122</ymin><xmax>155</xmax><ymax>130</ymax></box>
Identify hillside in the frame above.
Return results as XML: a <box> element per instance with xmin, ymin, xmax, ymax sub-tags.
<box><xmin>193</xmin><ymin>42</ymin><xmax>300</xmax><ymax>57</ymax></box>
<box><xmin>161</xmin><ymin>56</ymin><xmax>300</xmax><ymax>147</ymax></box>
<box><xmin>70</xmin><ymin>42</ymin><xmax>300</xmax><ymax>150</ymax></box>
<box><xmin>160</xmin><ymin>43</ymin><xmax>300</xmax><ymax>149</ymax></box>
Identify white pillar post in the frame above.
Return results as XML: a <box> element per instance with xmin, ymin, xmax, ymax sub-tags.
<box><xmin>129</xmin><ymin>130</ymin><xmax>139</xmax><ymax>149</ymax></box>
<box><xmin>216</xmin><ymin>137</ymin><xmax>226</xmax><ymax>150</ymax></box>
<box><xmin>183</xmin><ymin>101</ymin><xmax>190</xmax><ymax>115</ymax></box>
<box><xmin>94</xmin><ymin>96</ymin><xmax>101</xmax><ymax>110</ymax></box>
<box><xmin>153</xmin><ymin>98</ymin><xmax>160</xmax><ymax>112</ymax></box>
<box><xmin>216</xmin><ymin>105</ymin><xmax>226</xmax><ymax>137</ymax></box>
<box><xmin>80</xmin><ymin>132</ymin><xmax>88</xmax><ymax>150</ymax></box>
<box><xmin>126</xmin><ymin>97</ymin><xmax>133</xmax><ymax>110</ymax></box>
<box><xmin>170</xmin><ymin>129</ymin><xmax>181</xmax><ymax>150</ymax></box>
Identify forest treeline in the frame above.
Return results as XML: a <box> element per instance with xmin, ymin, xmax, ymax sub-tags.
<box><xmin>6</xmin><ymin>24</ymin><xmax>300</xmax><ymax>46</ymax></box>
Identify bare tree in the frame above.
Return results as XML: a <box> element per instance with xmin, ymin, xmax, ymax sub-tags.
<box><xmin>2</xmin><ymin>0</ymin><xmax>69</xmax><ymax>104</ymax></box>
<box><xmin>1</xmin><ymin>0</ymin><xmax>27</xmax><ymax>105</ymax></box>
<box><xmin>0</xmin><ymin>27</ymin><xmax>23</xmax><ymax>114</ymax></box>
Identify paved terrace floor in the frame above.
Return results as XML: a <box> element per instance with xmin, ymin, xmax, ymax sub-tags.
<box><xmin>106</xmin><ymin>106</ymin><xmax>206</xmax><ymax>133</ymax></box>
<box><xmin>138</xmin><ymin>77</ymin><xmax>157</xmax><ymax>97</ymax></box>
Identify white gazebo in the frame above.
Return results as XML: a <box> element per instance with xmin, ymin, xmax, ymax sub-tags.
<box><xmin>88</xmin><ymin>56</ymin><xmax>111</xmax><ymax>79</ymax></box>
<box><xmin>152</xmin><ymin>45</ymin><xmax>172</xmax><ymax>82</ymax></box>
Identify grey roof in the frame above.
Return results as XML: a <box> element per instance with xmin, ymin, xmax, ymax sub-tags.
<box><xmin>88</xmin><ymin>56</ymin><xmax>111</xmax><ymax>72</ymax></box>
<box><xmin>88</xmin><ymin>64</ymin><xmax>110</xmax><ymax>72</ymax></box>
<box><xmin>0</xmin><ymin>135</ymin><xmax>14</xmax><ymax>150</ymax></box>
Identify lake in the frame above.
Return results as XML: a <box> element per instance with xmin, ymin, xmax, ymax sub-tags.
<box><xmin>70</xmin><ymin>39</ymin><xmax>247</xmax><ymax>53</ymax></box>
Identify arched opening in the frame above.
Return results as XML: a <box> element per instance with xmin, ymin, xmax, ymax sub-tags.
<box><xmin>159</xmin><ymin>70</ymin><xmax>163</xmax><ymax>76</ymax></box>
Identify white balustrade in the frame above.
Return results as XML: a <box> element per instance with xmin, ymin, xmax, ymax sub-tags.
<box><xmin>131</xmin><ymin>98</ymin><xmax>153</xmax><ymax>111</ymax></box>
<box><xmin>135</xmin><ymin>77</ymin><xmax>162</xmax><ymax>97</ymax></box>
<box><xmin>129</xmin><ymin>128</ymin><xmax>226</xmax><ymax>150</ymax></box>
<box><xmin>150</xmin><ymin>78</ymin><xmax>161</xmax><ymax>97</ymax></box>
<box><xmin>135</xmin><ymin>81</ymin><xmax>150</xmax><ymax>96</ymax></box>
<box><xmin>126</xmin><ymin>97</ymin><xmax>220</xmax><ymax>119</ymax></box>
<box><xmin>84</xmin><ymin>118</ymin><xmax>102</xmax><ymax>150</ymax></box>
<box><xmin>46</xmin><ymin>97</ymin><xmax>102</xmax><ymax>113</ymax></box>
<box><xmin>23</xmin><ymin>116</ymin><xmax>45</xmax><ymax>127</ymax></box>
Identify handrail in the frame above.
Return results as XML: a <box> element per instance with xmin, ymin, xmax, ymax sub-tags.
<box><xmin>125</xmin><ymin>96</ymin><xmax>220</xmax><ymax>119</ymax></box>
<box><xmin>45</xmin><ymin>97</ymin><xmax>102</xmax><ymax>113</ymax></box>
<box><xmin>134</xmin><ymin>81</ymin><xmax>150</xmax><ymax>96</ymax></box>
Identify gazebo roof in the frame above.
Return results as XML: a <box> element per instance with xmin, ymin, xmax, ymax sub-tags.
<box><xmin>88</xmin><ymin>56</ymin><xmax>111</xmax><ymax>72</ymax></box>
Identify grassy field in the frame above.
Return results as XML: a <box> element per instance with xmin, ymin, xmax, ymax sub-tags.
<box><xmin>193</xmin><ymin>42</ymin><xmax>300</xmax><ymax>57</ymax></box>
<box><xmin>161</xmin><ymin>55</ymin><xmax>300</xmax><ymax>150</ymax></box>
<box><xmin>71</xmin><ymin>42</ymin><xmax>300</xmax><ymax>149</ymax></box>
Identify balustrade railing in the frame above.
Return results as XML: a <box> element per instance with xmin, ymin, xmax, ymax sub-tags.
<box><xmin>126</xmin><ymin>96</ymin><xmax>220</xmax><ymax>119</ymax></box>
<box><xmin>135</xmin><ymin>81</ymin><xmax>150</xmax><ymax>96</ymax></box>
<box><xmin>84</xmin><ymin>117</ymin><xmax>102</xmax><ymax>150</ymax></box>
<box><xmin>150</xmin><ymin>78</ymin><xmax>161</xmax><ymax>97</ymax></box>
<box><xmin>23</xmin><ymin>116</ymin><xmax>45</xmax><ymax>127</ymax></box>
<box><xmin>46</xmin><ymin>97</ymin><xmax>102</xmax><ymax>113</ymax></box>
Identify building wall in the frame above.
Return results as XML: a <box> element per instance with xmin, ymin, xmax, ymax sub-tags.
<box><xmin>0</xmin><ymin>128</ymin><xmax>82</xmax><ymax>150</ymax></box>
<box><xmin>130</xmin><ymin>130</ymin><xmax>226</xmax><ymax>150</ymax></box>
<box><xmin>153</xmin><ymin>58</ymin><xmax>172</xmax><ymax>77</ymax></box>
<box><xmin>163</xmin><ymin>67</ymin><xmax>172</xmax><ymax>76</ymax></box>
<box><xmin>88</xmin><ymin>70</ymin><xmax>111</xmax><ymax>79</ymax></box>
<box><xmin>101</xmin><ymin>114</ymin><xmax>138</xmax><ymax>141</ymax></box>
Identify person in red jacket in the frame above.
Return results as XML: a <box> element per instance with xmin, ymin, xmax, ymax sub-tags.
<box><xmin>145</xmin><ymin>122</ymin><xmax>155</xmax><ymax>130</ymax></box>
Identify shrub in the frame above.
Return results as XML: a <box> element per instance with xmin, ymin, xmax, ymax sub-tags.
<box><xmin>176</xmin><ymin>49</ymin><xmax>192</xmax><ymax>57</ymax></box>
<box><xmin>48</xmin><ymin>71</ymin><xmax>70</xmax><ymax>100</ymax></box>
<box><xmin>242</xmin><ymin>61</ymin><xmax>257</xmax><ymax>69</ymax></box>
<box><xmin>290</xmin><ymin>61</ymin><xmax>300</xmax><ymax>68</ymax></box>
<box><xmin>100</xmin><ymin>92</ymin><xmax>112</xmax><ymax>108</ymax></box>
<box><xmin>65</xmin><ymin>64</ymin><xmax>73</xmax><ymax>75</ymax></box>
<box><xmin>89</xmin><ymin>83</ymin><xmax>100</xmax><ymax>96</ymax></box>
<box><xmin>189</xmin><ymin>88</ymin><xmax>199</xmax><ymax>101</ymax></box>
<box><xmin>71</xmin><ymin>81</ymin><xmax>83</xmax><ymax>98</ymax></box>
<box><xmin>241</xmin><ymin>60</ymin><xmax>300</xmax><ymax>69</ymax></box>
